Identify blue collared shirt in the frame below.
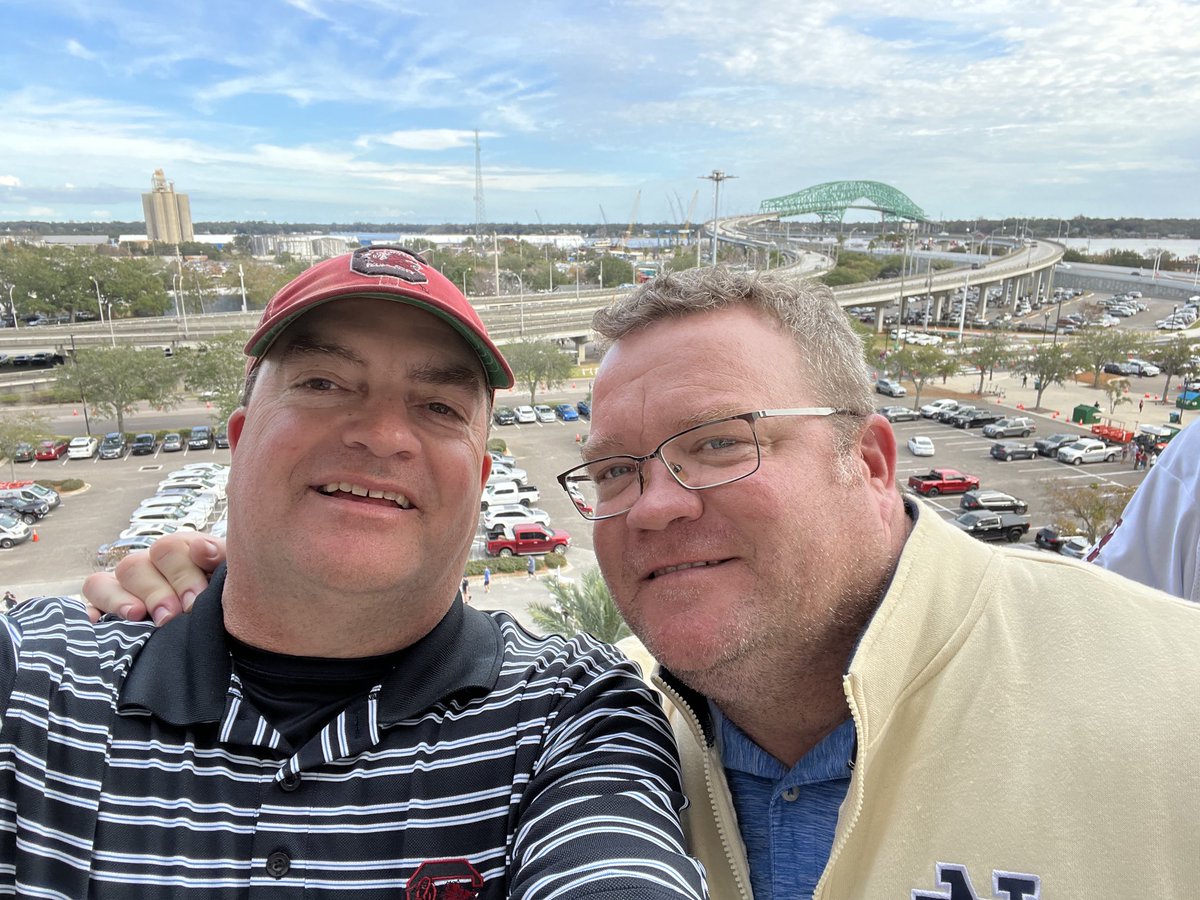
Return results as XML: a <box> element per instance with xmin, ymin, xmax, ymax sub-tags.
<box><xmin>715</xmin><ymin>704</ymin><xmax>856</xmax><ymax>900</ymax></box>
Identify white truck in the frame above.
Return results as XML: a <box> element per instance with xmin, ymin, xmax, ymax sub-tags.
<box><xmin>480</xmin><ymin>480</ymin><xmax>540</xmax><ymax>510</ymax></box>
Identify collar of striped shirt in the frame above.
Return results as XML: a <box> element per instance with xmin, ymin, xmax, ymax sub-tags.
<box><xmin>118</xmin><ymin>563</ymin><xmax>505</xmax><ymax>727</ymax></box>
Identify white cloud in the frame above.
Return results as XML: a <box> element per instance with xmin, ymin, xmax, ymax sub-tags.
<box><xmin>357</xmin><ymin>129</ymin><xmax>494</xmax><ymax>151</ymax></box>
<box><xmin>65</xmin><ymin>39</ymin><xmax>96</xmax><ymax>61</ymax></box>
<box><xmin>0</xmin><ymin>176</ymin><xmax>20</xmax><ymax>187</ymax></box>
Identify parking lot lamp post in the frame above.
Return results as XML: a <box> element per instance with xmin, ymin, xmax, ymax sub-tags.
<box><xmin>514</xmin><ymin>272</ymin><xmax>525</xmax><ymax>336</ymax></box>
<box><xmin>238</xmin><ymin>264</ymin><xmax>247</xmax><ymax>313</ymax></box>
<box><xmin>89</xmin><ymin>276</ymin><xmax>115</xmax><ymax>347</ymax></box>
<box><xmin>7</xmin><ymin>285</ymin><xmax>16</xmax><ymax>330</ymax></box>
<box><xmin>1042</xmin><ymin>311</ymin><xmax>1050</xmax><ymax>344</ymax></box>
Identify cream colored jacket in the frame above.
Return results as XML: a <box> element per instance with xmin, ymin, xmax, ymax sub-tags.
<box><xmin>627</xmin><ymin>505</ymin><xmax>1200</xmax><ymax>899</ymax></box>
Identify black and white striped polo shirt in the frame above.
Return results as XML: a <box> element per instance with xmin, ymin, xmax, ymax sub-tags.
<box><xmin>0</xmin><ymin>579</ymin><xmax>707</xmax><ymax>899</ymax></box>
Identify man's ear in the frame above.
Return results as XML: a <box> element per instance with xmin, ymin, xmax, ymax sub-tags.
<box><xmin>227</xmin><ymin>409</ymin><xmax>247</xmax><ymax>454</ymax></box>
<box><xmin>479</xmin><ymin>451</ymin><xmax>492</xmax><ymax>487</ymax></box>
<box><xmin>857</xmin><ymin>414</ymin><xmax>898</xmax><ymax>494</ymax></box>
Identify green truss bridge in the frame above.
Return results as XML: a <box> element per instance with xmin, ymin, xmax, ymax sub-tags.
<box><xmin>759</xmin><ymin>180</ymin><xmax>928</xmax><ymax>225</ymax></box>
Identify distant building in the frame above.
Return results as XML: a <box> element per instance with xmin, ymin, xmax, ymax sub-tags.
<box><xmin>141</xmin><ymin>169</ymin><xmax>194</xmax><ymax>244</ymax></box>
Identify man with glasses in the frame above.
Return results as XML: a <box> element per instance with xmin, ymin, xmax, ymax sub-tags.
<box><xmin>85</xmin><ymin>267</ymin><xmax>1200</xmax><ymax>898</ymax></box>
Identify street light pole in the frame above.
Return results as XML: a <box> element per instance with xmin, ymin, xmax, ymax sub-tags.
<box><xmin>700</xmin><ymin>170</ymin><xmax>736</xmax><ymax>266</ymax></box>
<box><xmin>238</xmin><ymin>264</ymin><xmax>247</xmax><ymax>313</ymax></box>
<box><xmin>89</xmin><ymin>276</ymin><xmax>116</xmax><ymax>347</ymax></box>
<box><xmin>7</xmin><ymin>285</ymin><xmax>16</xmax><ymax>330</ymax></box>
<box><xmin>514</xmin><ymin>272</ymin><xmax>525</xmax><ymax>336</ymax></box>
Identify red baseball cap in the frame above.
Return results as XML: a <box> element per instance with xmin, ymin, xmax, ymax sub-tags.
<box><xmin>244</xmin><ymin>245</ymin><xmax>514</xmax><ymax>389</ymax></box>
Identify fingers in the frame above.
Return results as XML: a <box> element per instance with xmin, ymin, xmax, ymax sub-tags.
<box><xmin>82</xmin><ymin>531</ymin><xmax>224</xmax><ymax>626</ymax></box>
<box><xmin>81</xmin><ymin>571</ymin><xmax>148</xmax><ymax>623</ymax></box>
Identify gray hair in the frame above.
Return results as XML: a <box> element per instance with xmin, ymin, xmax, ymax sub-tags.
<box><xmin>593</xmin><ymin>267</ymin><xmax>874</xmax><ymax>415</ymax></box>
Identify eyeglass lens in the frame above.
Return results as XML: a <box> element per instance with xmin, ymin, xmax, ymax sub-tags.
<box><xmin>566</xmin><ymin>416</ymin><xmax>761</xmax><ymax>519</ymax></box>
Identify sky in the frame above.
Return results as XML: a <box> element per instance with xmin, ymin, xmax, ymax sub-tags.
<box><xmin>2</xmin><ymin>0</ymin><xmax>1199</xmax><ymax>226</ymax></box>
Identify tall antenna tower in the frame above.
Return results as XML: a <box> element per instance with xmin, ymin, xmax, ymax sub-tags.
<box><xmin>473</xmin><ymin>130</ymin><xmax>486</xmax><ymax>243</ymax></box>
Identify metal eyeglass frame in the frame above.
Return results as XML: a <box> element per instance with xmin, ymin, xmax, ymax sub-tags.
<box><xmin>556</xmin><ymin>407</ymin><xmax>851</xmax><ymax>520</ymax></box>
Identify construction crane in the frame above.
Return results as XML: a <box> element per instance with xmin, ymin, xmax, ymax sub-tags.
<box><xmin>622</xmin><ymin>190</ymin><xmax>641</xmax><ymax>249</ymax></box>
<box><xmin>596</xmin><ymin>205</ymin><xmax>612</xmax><ymax>248</ymax></box>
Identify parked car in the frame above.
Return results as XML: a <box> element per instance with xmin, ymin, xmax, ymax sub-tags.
<box><xmin>534</xmin><ymin>404</ymin><xmax>556</xmax><ymax>423</ymax></box>
<box><xmin>67</xmin><ymin>436</ymin><xmax>100</xmax><ymax>459</ymax></box>
<box><xmin>982</xmin><ymin>417</ymin><xmax>1036</xmax><ymax>439</ymax></box>
<box><xmin>188</xmin><ymin>425</ymin><xmax>214</xmax><ymax>450</ymax></box>
<box><xmin>1126</xmin><ymin>358</ymin><xmax>1161</xmax><ymax>377</ymax></box>
<box><xmin>35</xmin><ymin>438</ymin><xmax>69</xmax><ymax>460</ymax></box>
<box><xmin>127</xmin><ymin>506</ymin><xmax>207</xmax><ymax>530</ymax></box>
<box><xmin>514</xmin><ymin>405</ymin><xmax>537</xmax><ymax>424</ymax></box>
<box><xmin>99</xmin><ymin>432</ymin><xmax>127</xmax><ymax>459</ymax></box>
<box><xmin>989</xmin><ymin>440</ymin><xmax>1037</xmax><ymax>462</ymax></box>
<box><xmin>493</xmin><ymin>406</ymin><xmax>517</xmax><ymax>426</ymax></box>
<box><xmin>952</xmin><ymin>511</ymin><xmax>1030</xmax><ymax>543</ymax></box>
<box><xmin>1057</xmin><ymin>438</ymin><xmax>1119</xmax><ymax>465</ymax></box>
<box><xmin>879</xmin><ymin>406</ymin><xmax>920</xmax><ymax>423</ymax></box>
<box><xmin>487</xmin><ymin>462</ymin><xmax>529</xmax><ymax>486</ymax></box>
<box><xmin>936</xmin><ymin>404</ymin><xmax>976</xmax><ymax>423</ymax></box>
<box><xmin>487</xmin><ymin>449</ymin><xmax>516</xmax><ymax>467</ymax></box>
<box><xmin>576</xmin><ymin>399</ymin><xmax>591</xmax><ymax>419</ymax></box>
<box><xmin>11</xmin><ymin>442</ymin><xmax>34</xmax><ymax>463</ymax></box>
<box><xmin>951</xmin><ymin>410</ymin><xmax>1002</xmax><ymax>429</ymax></box>
<box><xmin>161</xmin><ymin>432</ymin><xmax>184</xmax><ymax>452</ymax></box>
<box><xmin>960</xmin><ymin>489</ymin><xmax>1028</xmax><ymax>514</ymax></box>
<box><xmin>0</xmin><ymin>483</ymin><xmax>60</xmax><ymax>509</ymax></box>
<box><xmin>1102</xmin><ymin>362</ymin><xmax>1138</xmax><ymax>376</ymax></box>
<box><xmin>554</xmin><ymin>403</ymin><xmax>579</xmax><ymax>422</ymax></box>
<box><xmin>481</xmin><ymin>505</ymin><xmax>553</xmax><ymax>536</ymax></box>
<box><xmin>0</xmin><ymin>495</ymin><xmax>49</xmax><ymax>524</ymax></box>
<box><xmin>1034</xmin><ymin>433</ymin><xmax>1078</xmax><ymax>457</ymax></box>
<box><xmin>920</xmin><ymin>398</ymin><xmax>961</xmax><ymax>418</ymax></box>
<box><xmin>907</xmin><ymin>435</ymin><xmax>935</xmax><ymax>457</ymax></box>
<box><xmin>215</xmin><ymin>428</ymin><xmax>230</xmax><ymax>449</ymax></box>
<box><xmin>875</xmin><ymin>378</ymin><xmax>906</xmax><ymax>397</ymax></box>
<box><xmin>130</xmin><ymin>433</ymin><xmax>158</xmax><ymax>455</ymax></box>
<box><xmin>119</xmin><ymin>522</ymin><xmax>190</xmax><ymax>541</ymax></box>
<box><xmin>0</xmin><ymin>512</ymin><xmax>33</xmax><ymax>549</ymax></box>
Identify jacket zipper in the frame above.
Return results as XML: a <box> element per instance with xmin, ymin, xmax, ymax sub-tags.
<box><xmin>657</xmin><ymin>676</ymin><xmax>753</xmax><ymax>900</ymax></box>
<box><xmin>813</xmin><ymin>676</ymin><xmax>866</xmax><ymax>899</ymax></box>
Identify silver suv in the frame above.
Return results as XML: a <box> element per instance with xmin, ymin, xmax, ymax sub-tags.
<box><xmin>982</xmin><ymin>417</ymin><xmax>1036</xmax><ymax>439</ymax></box>
<box><xmin>875</xmin><ymin>378</ymin><xmax>906</xmax><ymax>398</ymax></box>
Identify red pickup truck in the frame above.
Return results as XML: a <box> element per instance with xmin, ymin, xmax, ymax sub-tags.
<box><xmin>485</xmin><ymin>525</ymin><xmax>571</xmax><ymax>558</ymax></box>
<box><xmin>907</xmin><ymin>468</ymin><xmax>980</xmax><ymax>497</ymax></box>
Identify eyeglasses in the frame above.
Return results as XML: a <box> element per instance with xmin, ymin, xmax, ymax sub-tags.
<box><xmin>556</xmin><ymin>407</ymin><xmax>851</xmax><ymax>520</ymax></box>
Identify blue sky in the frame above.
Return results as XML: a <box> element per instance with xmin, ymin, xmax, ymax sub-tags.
<box><xmin>2</xmin><ymin>0</ymin><xmax>1198</xmax><ymax>225</ymax></box>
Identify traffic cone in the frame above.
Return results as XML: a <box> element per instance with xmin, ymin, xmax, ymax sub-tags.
<box><xmin>575</xmin><ymin>433</ymin><xmax>582</xmax><ymax>443</ymax></box>
<box><xmin>73</xmin><ymin>409</ymin><xmax>78</xmax><ymax>416</ymax></box>
<box><xmin>31</xmin><ymin>530</ymin><xmax>38</xmax><ymax>543</ymax></box>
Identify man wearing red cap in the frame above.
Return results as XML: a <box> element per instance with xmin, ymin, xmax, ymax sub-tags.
<box><xmin>0</xmin><ymin>247</ymin><xmax>706</xmax><ymax>898</ymax></box>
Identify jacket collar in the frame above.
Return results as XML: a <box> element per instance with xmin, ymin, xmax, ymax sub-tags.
<box><xmin>844</xmin><ymin>504</ymin><xmax>999</xmax><ymax>747</ymax></box>
<box><xmin>119</xmin><ymin>564</ymin><xmax>504</xmax><ymax>726</ymax></box>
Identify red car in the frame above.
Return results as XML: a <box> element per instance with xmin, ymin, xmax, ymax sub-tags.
<box><xmin>35</xmin><ymin>438</ymin><xmax>69</xmax><ymax>461</ymax></box>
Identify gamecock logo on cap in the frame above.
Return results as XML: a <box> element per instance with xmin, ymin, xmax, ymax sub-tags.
<box><xmin>351</xmin><ymin>246</ymin><xmax>429</xmax><ymax>284</ymax></box>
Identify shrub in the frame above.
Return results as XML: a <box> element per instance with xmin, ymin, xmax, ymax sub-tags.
<box><xmin>0</xmin><ymin>394</ymin><xmax>22</xmax><ymax>406</ymax></box>
<box><xmin>36</xmin><ymin>478</ymin><xmax>84</xmax><ymax>492</ymax></box>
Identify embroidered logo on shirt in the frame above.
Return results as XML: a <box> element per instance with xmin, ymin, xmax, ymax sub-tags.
<box><xmin>405</xmin><ymin>858</ymin><xmax>483</xmax><ymax>899</ymax></box>
<box><xmin>912</xmin><ymin>862</ymin><xmax>1040</xmax><ymax>899</ymax></box>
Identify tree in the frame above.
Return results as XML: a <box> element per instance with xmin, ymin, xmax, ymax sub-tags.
<box><xmin>502</xmin><ymin>338</ymin><xmax>574</xmax><ymax>404</ymax></box>
<box><xmin>57</xmin><ymin>346</ymin><xmax>181</xmax><ymax>434</ymax></box>
<box><xmin>528</xmin><ymin>567</ymin><xmax>631</xmax><ymax>643</ymax></box>
<box><xmin>1045</xmin><ymin>481</ymin><xmax>1136</xmax><ymax>544</ymax></box>
<box><xmin>966</xmin><ymin>333</ymin><xmax>1011</xmax><ymax>394</ymax></box>
<box><xmin>0</xmin><ymin>410</ymin><xmax>50</xmax><ymax>481</ymax></box>
<box><xmin>219</xmin><ymin>259</ymin><xmax>299</xmax><ymax>310</ymax></box>
<box><xmin>1150</xmin><ymin>334</ymin><xmax>1195</xmax><ymax>399</ymax></box>
<box><xmin>178</xmin><ymin>332</ymin><xmax>252</xmax><ymax>424</ymax></box>
<box><xmin>586</xmin><ymin>254</ymin><xmax>634</xmax><ymax>288</ymax></box>
<box><xmin>1014</xmin><ymin>344</ymin><xmax>1076</xmax><ymax>409</ymax></box>
<box><xmin>890</xmin><ymin>343</ymin><xmax>951</xmax><ymax>410</ymax></box>
<box><xmin>1104</xmin><ymin>378</ymin><xmax>1133</xmax><ymax>415</ymax></box>
<box><xmin>1070</xmin><ymin>327</ymin><xmax>1146</xmax><ymax>388</ymax></box>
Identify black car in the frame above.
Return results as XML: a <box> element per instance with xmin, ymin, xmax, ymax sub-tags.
<box><xmin>215</xmin><ymin>428</ymin><xmax>230</xmax><ymax>449</ymax></box>
<box><xmin>0</xmin><ymin>495</ymin><xmax>49</xmax><ymax>524</ymax></box>
<box><xmin>576</xmin><ymin>399</ymin><xmax>591</xmax><ymax>419</ymax></box>
<box><xmin>493</xmin><ymin>406</ymin><xmax>517</xmax><ymax>426</ymax></box>
<box><xmin>1034</xmin><ymin>433</ymin><xmax>1078</xmax><ymax>457</ymax></box>
<box><xmin>188</xmin><ymin>425</ymin><xmax>214</xmax><ymax>450</ymax></box>
<box><xmin>952</xmin><ymin>410</ymin><xmax>1002</xmax><ymax>429</ymax></box>
<box><xmin>1103</xmin><ymin>362</ymin><xmax>1138</xmax><ymax>376</ymax></box>
<box><xmin>990</xmin><ymin>440</ymin><xmax>1037</xmax><ymax>462</ymax></box>
<box><xmin>130</xmin><ymin>433</ymin><xmax>157</xmax><ymax>455</ymax></box>
<box><xmin>11</xmin><ymin>442</ymin><xmax>34</xmax><ymax>463</ymax></box>
<box><xmin>936</xmin><ymin>404</ymin><xmax>976</xmax><ymax>423</ymax></box>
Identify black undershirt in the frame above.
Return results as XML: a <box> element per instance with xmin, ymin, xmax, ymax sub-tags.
<box><xmin>226</xmin><ymin>634</ymin><xmax>404</xmax><ymax>749</ymax></box>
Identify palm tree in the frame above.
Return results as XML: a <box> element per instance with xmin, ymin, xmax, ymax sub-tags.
<box><xmin>529</xmin><ymin>567</ymin><xmax>631</xmax><ymax>643</ymax></box>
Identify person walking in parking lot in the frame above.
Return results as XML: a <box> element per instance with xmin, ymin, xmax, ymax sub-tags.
<box><xmin>0</xmin><ymin>247</ymin><xmax>705</xmax><ymax>898</ymax></box>
<box><xmin>482</xmin><ymin>565</ymin><xmax>491</xmax><ymax>592</ymax></box>
<box><xmin>83</xmin><ymin>267</ymin><xmax>1200</xmax><ymax>898</ymax></box>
